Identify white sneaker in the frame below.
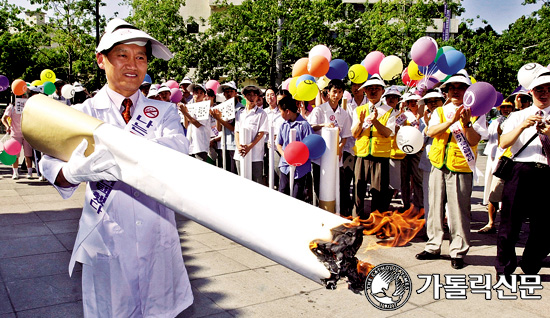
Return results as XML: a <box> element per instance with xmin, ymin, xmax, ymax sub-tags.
<box><xmin>38</xmin><ymin>175</ymin><xmax>46</xmax><ymax>182</ymax></box>
<box><xmin>27</xmin><ymin>172</ymin><xmax>33</xmax><ymax>179</ymax></box>
<box><xmin>12</xmin><ymin>171</ymin><xmax>19</xmax><ymax>180</ymax></box>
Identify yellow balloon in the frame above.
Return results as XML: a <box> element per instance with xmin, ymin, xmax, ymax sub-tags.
<box><xmin>288</xmin><ymin>77</ymin><xmax>299</xmax><ymax>97</ymax></box>
<box><xmin>296</xmin><ymin>80</ymin><xmax>318</xmax><ymax>101</ymax></box>
<box><xmin>40</xmin><ymin>69</ymin><xmax>56</xmax><ymax>83</ymax></box>
<box><xmin>470</xmin><ymin>76</ymin><xmax>477</xmax><ymax>84</ymax></box>
<box><xmin>30</xmin><ymin>79</ymin><xmax>43</xmax><ymax>87</ymax></box>
<box><xmin>379</xmin><ymin>55</ymin><xmax>404</xmax><ymax>81</ymax></box>
<box><xmin>408</xmin><ymin>61</ymin><xmax>424</xmax><ymax>80</ymax></box>
<box><xmin>348</xmin><ymin>64</ymin><xmax>369</xmax><ymax>84</ymax></box>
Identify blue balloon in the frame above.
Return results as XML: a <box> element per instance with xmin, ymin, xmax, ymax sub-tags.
<box><xmin>419</xmin><ymin>61</ymin><xmax>439</xmax><ymax>76</ymax></box>
<box><xmin>143</xmin><ymin>74</ymin><xmax>152</xmax><ymax>84</ymax></box>
<box><xmin>436</xmin><ymin>50</ymin><xmax>466</xmax><ymax>75</ymax></box>
<box><xmin>302</xmin><ymin>134</ymin><xmax>326</xmax><ymax>160</ymax></box>
<box><xmin>326</xmin><ymin>59</ymin><xmax>349</xmax><ymax>80</ymax></box>
<box><xmin>297</xmin><ymin>74</ymin><xmax>315</xmax><ymax>86</ymax></box>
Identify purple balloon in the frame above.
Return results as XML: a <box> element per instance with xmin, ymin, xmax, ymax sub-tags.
<box><xmin>463</xmin><ymin>82</ymin><xmax>497</xmax><ymax>117</ymax></box>
<box><xmin>494</xmin><ymin>92</ymin><xmax>504</xmax><ymax>107</ymax></box>
<box><xmin>326</xmin><ymin>59</ymin><xmax>349</xmax><ymax>80</ymax></box>
<box><xmin>0</xmin><ymin>75</ymin><xmax>8</xmax><ymax>92</ymax></box>
<box><xmin>411</xmin><ymin>37</ymin><xmax>437</xmax><ymax>67</ymax></box>
<box><xmin>436</xmin><ymin>50</ymin><xmax>466</xmax><ymax>75</ymax></box>
<box><xmin>170</xmin><ymin>88</ymin><xmax>182</xmax><ymax>103</ymax></box>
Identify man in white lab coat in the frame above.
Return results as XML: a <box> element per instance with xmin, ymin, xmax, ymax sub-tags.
<box><xmin>40</xmin><ymin>18</ymin><xmax>193</xmax><ymax>317</ymax></box>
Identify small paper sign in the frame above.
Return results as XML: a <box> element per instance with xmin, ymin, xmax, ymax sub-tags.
<box><xmin>186</xmin><ymin>100</ymin><xmax>211</xmax><ymax>121</ymax></box>
<box><xmin>213</xmin><ymin>98</ymin><xmax>235</xmax><ymax>121</ymax></box>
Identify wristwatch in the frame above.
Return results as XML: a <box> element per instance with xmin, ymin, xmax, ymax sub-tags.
<box><xmin>465</xmin><ymin>121</ymin><xmax>472</xmax><ymax>128</ymax></box>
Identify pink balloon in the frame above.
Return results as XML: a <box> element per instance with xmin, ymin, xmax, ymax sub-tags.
<box><xmin>205</xmin><ymin>80</ymin><xmax>220</xmax><ymax>93</ymax></box>
<box><xmin>170</xmin><ymin>88</ymin><xmax>182</xmax><ymax>103</ymax></box>
<box><xmin>4</xmin><ymin>139</ymin><xmax>21</xmax><ymax>156</ymax></box>
<box><xmin>411</xmin><ymin>37</ymin><xmax>438</xmax><ymax>67</ymax></box>
<box><xmin>165</xmin><ymin>80</ymin><xmax>179</xmax><ymax>90</ymax></box>
<box><xmin>308</xmin><ymin>44</ymin><xmax>331</xmax><ymax>63</ymax></box>
<box><xmin>362</xmin><ymin>51</ymin><xmax>385</xmax><ymax>76</ymax></box>
<box><xmin>343</xmin><ymin>90</ymin><xmax>352</xmax><ymax>102</ymax></box>
<box><xmin>282</xmin><ymin>78</ymin><xmax>292</xmax><ymax>90</ymax></box>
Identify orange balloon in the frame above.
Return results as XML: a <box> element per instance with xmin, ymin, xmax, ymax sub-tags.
<box><xmin>11</xmin><ymin>79</ymin><xmax>27</xmax><ymax>96</ymax></box>
<box><xmin>292</xmin><ymin>57</ymin><xmax>310</xmax><ymax>77</ymax></box>
<box><xmin>307</xmin><ymin>55</ymin><xmax>330</xmax><ymax>78</ymax></box>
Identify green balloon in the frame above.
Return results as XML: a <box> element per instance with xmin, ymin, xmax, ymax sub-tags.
<box><xmin>434</xmin><ymin>46</ymin><xmax>455</xmax><ymax>63</ymax></box>
<box><xmin>0</xmin><ymin>151</ymin><xmax>17</xmax><ymax>165</ymax></box>
<box><xmin>43</xmin><ymin>81</ymin><xmax>56</xmax><ymax>95</ymax></box>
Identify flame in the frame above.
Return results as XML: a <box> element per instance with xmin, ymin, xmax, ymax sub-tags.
<box><xmin>357</xmin><ymin>260</ymin><xmax>375</xmax><ymax>276</ymax></box>
<box><xmin>358</xmin><ymin>206</ymin><xmax>425</xmax><ymax>247</ymax></box>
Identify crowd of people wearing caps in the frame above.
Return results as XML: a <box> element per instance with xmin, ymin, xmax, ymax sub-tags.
<box><xmin>5</xmin><ymin>16</ymin><xmax>550</xmax><ymax>316</ymax></box>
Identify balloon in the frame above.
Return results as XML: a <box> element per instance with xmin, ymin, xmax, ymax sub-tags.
<box><xmin>30</xmin><ymin>80</ymin><xmax>43</xmax><ymax>87</ymax></box>
<box><xmin>423</xmin><ymin>76</ymin><xmax>439</xmax><ymax>90</ymax></box>
<box><xmin>436</xmin><ymin>50</ymin><xmax>466</xmax><ymax>75</ymax></box>
<box><xmin>396</xmin><ymin>126</ymin><xmax>424</xmax><ymax>154</ymax></box>
<box><xmin>284</xmin><ymin>141</ymin><xmax>309</xmax><ymax>167</ymax></box>
<box><xmin>281</xmin><ymin>77</ymin><xmax>292</xmax><ymax>90</ymax></box>
<box><xmin>0</xmin><ymin>75</ymin><xmax>8</xmax><ymax>92</ymax></box>
<box><xmin>40</xmin><ymin>69</ymin><xmax>56</xmax><ymax>83</ymax></box>
<box><xmin>302</xmin><ymin>134</ymin><xmax>326</xmax><ymax>160</ymax></box>
<box><xmin>11</xmin><ymin>79</ymin><xmax>27</xmax><ymax>96</ymax></box>
<box><xmin>434</xmin><ymin>46</ymin><xmax>455</xmax><ymax>63</ymax></box>
<box><xmin>170</xmin><ymin>88</ymin><xmax>182</xmax><ymax>103</ymax></box>
<box><xmin>295</xmin><ymin>79</ymin><xmax>318</xmax><ymax>101</ymax></box>
<box><xmin>343</xmin><ymin>90</ymin><xmax>352</xmax><ymax>102</ymax></box>
<box><xmin>316</xmin><ymin>76</ymin><xmax>330</xmax><ymax>90</ymax></box>
<box><xmin>205</xmin><ymin>80</ymin><xmax>220</xmax><ymax>93</ymax></box>
<box><xmin>401</xmin><ymin>68</ymin><xmax>418</xmax><ymax>87</ymax></box>
<box><xmin>0</xmin><ymin>151</ymin><xmax>17</xmax><ymax>165</ymax></box>
<box><xmin>61</xmin><ymin>84</ymin><xmax>75</xmax><ymax>99</ymax></box>
<box><xmin>296</xmin><ymin>74</ymin><xmax>315</xmax><ymax>86</ymax></box>
<box><xmin>292</xmin><ymin>58</ymin><xmax>309</xmax><ymax>77</ymax></box>
<box><xmin>379</xmin><ymin>55</ymin><xmax>403</xmax><ymax>81</ymax></box>
<box><xmin>494</xmin><ymin>92</ymin><xmax>504</xmax><ymax>107</ymax></box>
<box><xmin>3</xmin><ymin>139</ymin><xmax>22</xmax><ymax>156</ymax></box>
<box><xmin>348</xmin><ymin>64</ymin><xmax>369</xmax><ymax>84</ymax></box>
<box><xmin>143</xmin><ymin>74</ymin><xmax>152</xmax><ymax>84</ymax></box>
<box><xmin>42</xmin><ymin>81</ymin><xmax>55</xmax><ymax>95</ymax></box>
<box><xmin>463</xmin><ymin>82</ymin><xmax>497</xmax><ymax>117</ymax></box>
<box><xmin>362</xmin><ymin>51</ymin><xmax>385</xmax><ymax>76</ymax></box>
<box><xmin>165</xmin><ymin>80</ymin><xmax>179</xmax><ymax>90</ymax></box>
<box><xmin>432</xmin><ymin>70</ymin><xmax>449</xmax><ymax>82</ymax></box>
<box><xmin>325</xmin><ymin>59</ymin><xmax>348</xmax><ymax>80</ymax></box>
<box><xmin>517</xmin><ymin>63</ymin><xmax>547</xmax><ymax>88</ymax></box>
<box><xmin>407</xmin><ymin>60</ymin><xmax>424</xmax><ymax>80</ymax></box>
<box><xmin>308</xmin><ymin>44</ymin><xmax>331</xmax><ymax>63</ymax></box>
<box><xmin>411</xmin><ymin>36</ymin><xmax>438</xmax><ymax>67</ymax></box>
<box><xmin>288</xmin><ymin>77</ymin><xmax>299</xmax><ymax>96</ymax></box>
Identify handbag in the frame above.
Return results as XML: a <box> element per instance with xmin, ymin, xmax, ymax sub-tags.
<box><xmin>493</xmin><ymin>133</ymin><xmax>538</xmax><ymax>180</ymax></box>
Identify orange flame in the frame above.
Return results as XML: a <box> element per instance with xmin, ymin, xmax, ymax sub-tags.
<box><xmin>357</xmin><ymin>260</ymin><xmax>375</xmax><ymax>276</ymax></box>
<box><xmin>357</xmin><ymin>206</ymin><xmax>425</xmax><ymax>247</ymax></box>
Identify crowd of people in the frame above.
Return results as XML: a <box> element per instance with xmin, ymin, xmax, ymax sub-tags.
<box><xmin>3</xmin><ymin>17</ymin><xmax>550</xmax><ymax>317</ymax></box>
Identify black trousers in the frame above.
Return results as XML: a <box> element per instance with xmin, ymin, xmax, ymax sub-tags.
<box><xmin>279</xmin><ymin>171</ymin><xmax>309</xmax><ymax>202</ymax></box>
<box><xmin>495</xmin><ymin>162</ymin><xmax>550</xmax><ymax>275</ymax></box>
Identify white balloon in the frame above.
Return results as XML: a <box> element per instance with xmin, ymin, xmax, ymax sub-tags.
<box><xmin>517</xmin><ymin>63</ymin><xmax>547</xmax><ymax>88</ymax></box>
<box><xmin>432</xmin><ymin>70</ymin><xmax>448</xmax><ymax>82</ymax></box>
<box><xmin>61</xmin><ymin>84</ymin><xmax>75</xmax><ymax>99</ymax></box>
<box><xmin>396</xmin><ymin>126</ymin><xmax>423</xmax><ymax>154</ymax></box>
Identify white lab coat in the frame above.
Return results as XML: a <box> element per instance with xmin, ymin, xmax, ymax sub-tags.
<box><xmin>40</xmin><ymin>86</ymin><xmax>193</xmax><ymax>317</ymax></box>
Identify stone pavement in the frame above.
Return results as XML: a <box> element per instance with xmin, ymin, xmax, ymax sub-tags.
<box><xmin>0</xmin><ymin>155</ymin><xmax>548</xmax><ymax>318</ymax></box>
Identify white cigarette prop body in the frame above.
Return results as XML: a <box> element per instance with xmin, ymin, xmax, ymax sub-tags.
<box><xmin>239</xmin><ymin>127</ymin><xmax>252</xmax><ymax>180</ymax></box>
<box><xmin>268</xmin><ymin>125</ymin><xmax>275</xmax><ymax>189</ymax></box>
<box><xmin>319</xmin><ymin>127</ymin><xmax>338</xmax><ymax>212</ymax></box>
<box><xmin>22</xmin><ymin>95</ymin><xmax>350</xmax><ymax>284</ymax></box>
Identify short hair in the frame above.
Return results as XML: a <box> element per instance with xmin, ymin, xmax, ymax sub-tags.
<box><xmin>277</xmin><ymin>89</ymin><xmax>292</xmax><ymax>99</ymax></box>
<box><xmin>327</xmin><ymin>79</ymin><xmax>345</xmax><ymax>91</ymax></box>
<box><xmin>206</xmin><ymin>88</ymin><xmax>216</xmax><ymax>98</ymax></box>
<box><xmin>278</xmin><ymin>95</ymin><xmax>298</xmax><ymax>113</ymax></box>
<box><xmin>101</xmin><ymin>40</ymin><xmax>153</xmax><ymax>61</ymax></box>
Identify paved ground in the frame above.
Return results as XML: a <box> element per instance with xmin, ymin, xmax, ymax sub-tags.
<box><xmin>0</xmin><ymin>154</ymin><xmax>548</xmax><ymax>318</ymax></box>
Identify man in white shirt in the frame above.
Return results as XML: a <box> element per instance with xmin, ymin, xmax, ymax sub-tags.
<box><xmin>496</xmin><ymin>71</ymin><xmax>550</xmax><ymax>280</ymax></box>
<box><xmin>39</xmin><ymin>18</ymin><xmax>193</xmax><ymax>317</ymax></box>
<box><xmin>234</xmin><ymin>85</ymin><xmax>269</xmax><ymax>184</ymax></box>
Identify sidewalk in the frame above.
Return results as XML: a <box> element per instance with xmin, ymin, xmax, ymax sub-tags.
<box><xmin>0</xmin><ymin>155</ymin><xmax>548</xmax><ymax>318</ymax></box>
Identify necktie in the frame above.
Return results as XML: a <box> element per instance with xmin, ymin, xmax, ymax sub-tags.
<box><xmin>122</xmin><ymin>98</ymin><xmax>132</xmax><ymax>124</ymax></box>
<box><xmin>536</xmin><ymin>110</ymin><xmax>550</xmax><ymax>165</ymax></box>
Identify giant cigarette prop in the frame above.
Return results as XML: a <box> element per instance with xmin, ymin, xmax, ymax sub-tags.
<box><xmin>22</xmin><ymin>95</ymin><xmax>351</xmax><ymax>285</ymax></box>
<box><xmin>319</xmin><ymin>127</ymin><xmax>338</xmax><ymax>212</ymax></box>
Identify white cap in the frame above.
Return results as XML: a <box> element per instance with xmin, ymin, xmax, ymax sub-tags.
<box><xmin>217</xmin><ymin>81</ymin><xmax>238</xmax><ymax>94</ymax></box>
<box><xmin>440</xmin><ymin>69</ymin><xmax>471</xmax><ymax>90</ymax></box>
<box><xmin>73</xmin><ymin>82</ymin><xmax>85</xmax><ymax>92</ymax></box>
<box><xmin>179</xmin><ymin>77</ymin><xmax>192</xmax><ymax>85</ymax></box>
<box><xmin>418</xmin><ymin>90</ymin><xmax>445</xmax><ymax>106</ymax></box>
<box><xmin>402</xmin><ymin>92</ymin><xmax>421</xmax><ymax>102</ymax></box>
<box><xmin>96</xmin><ymin>18</ymin><xmax>173</xmax><ymax>61</ymax></box>
<box><xmin>147</xmin><ymin>86</ymin><xmax>159</xmax><ymax>98</ymax></box>
<box><xmin>188</xmin><ymin>83</ymin><xmax>206</xmax><ymax>93</ymax></box>
<box><xmin>157</xmin><ymin>85</ymin><xmax>171</xmax><ymax>94</ymax></box>
<box><xmin>528</xmin><ymin>71</ymin><xmax>550</xmax><ymax>90</ymax></box>
<box><xmin>382</xmin><ymin>86</ymin><xmax>401</xmax><ymax>98</ymax></box>
<box><xmin>216</xmin><ymin>93</ymin><xmax>226</xmax><ymax>103</ymax></box>
<box><xmin>360</xmin><ymin>74</ymin><xmax>386</xmax><ymax>89</ymax></box>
